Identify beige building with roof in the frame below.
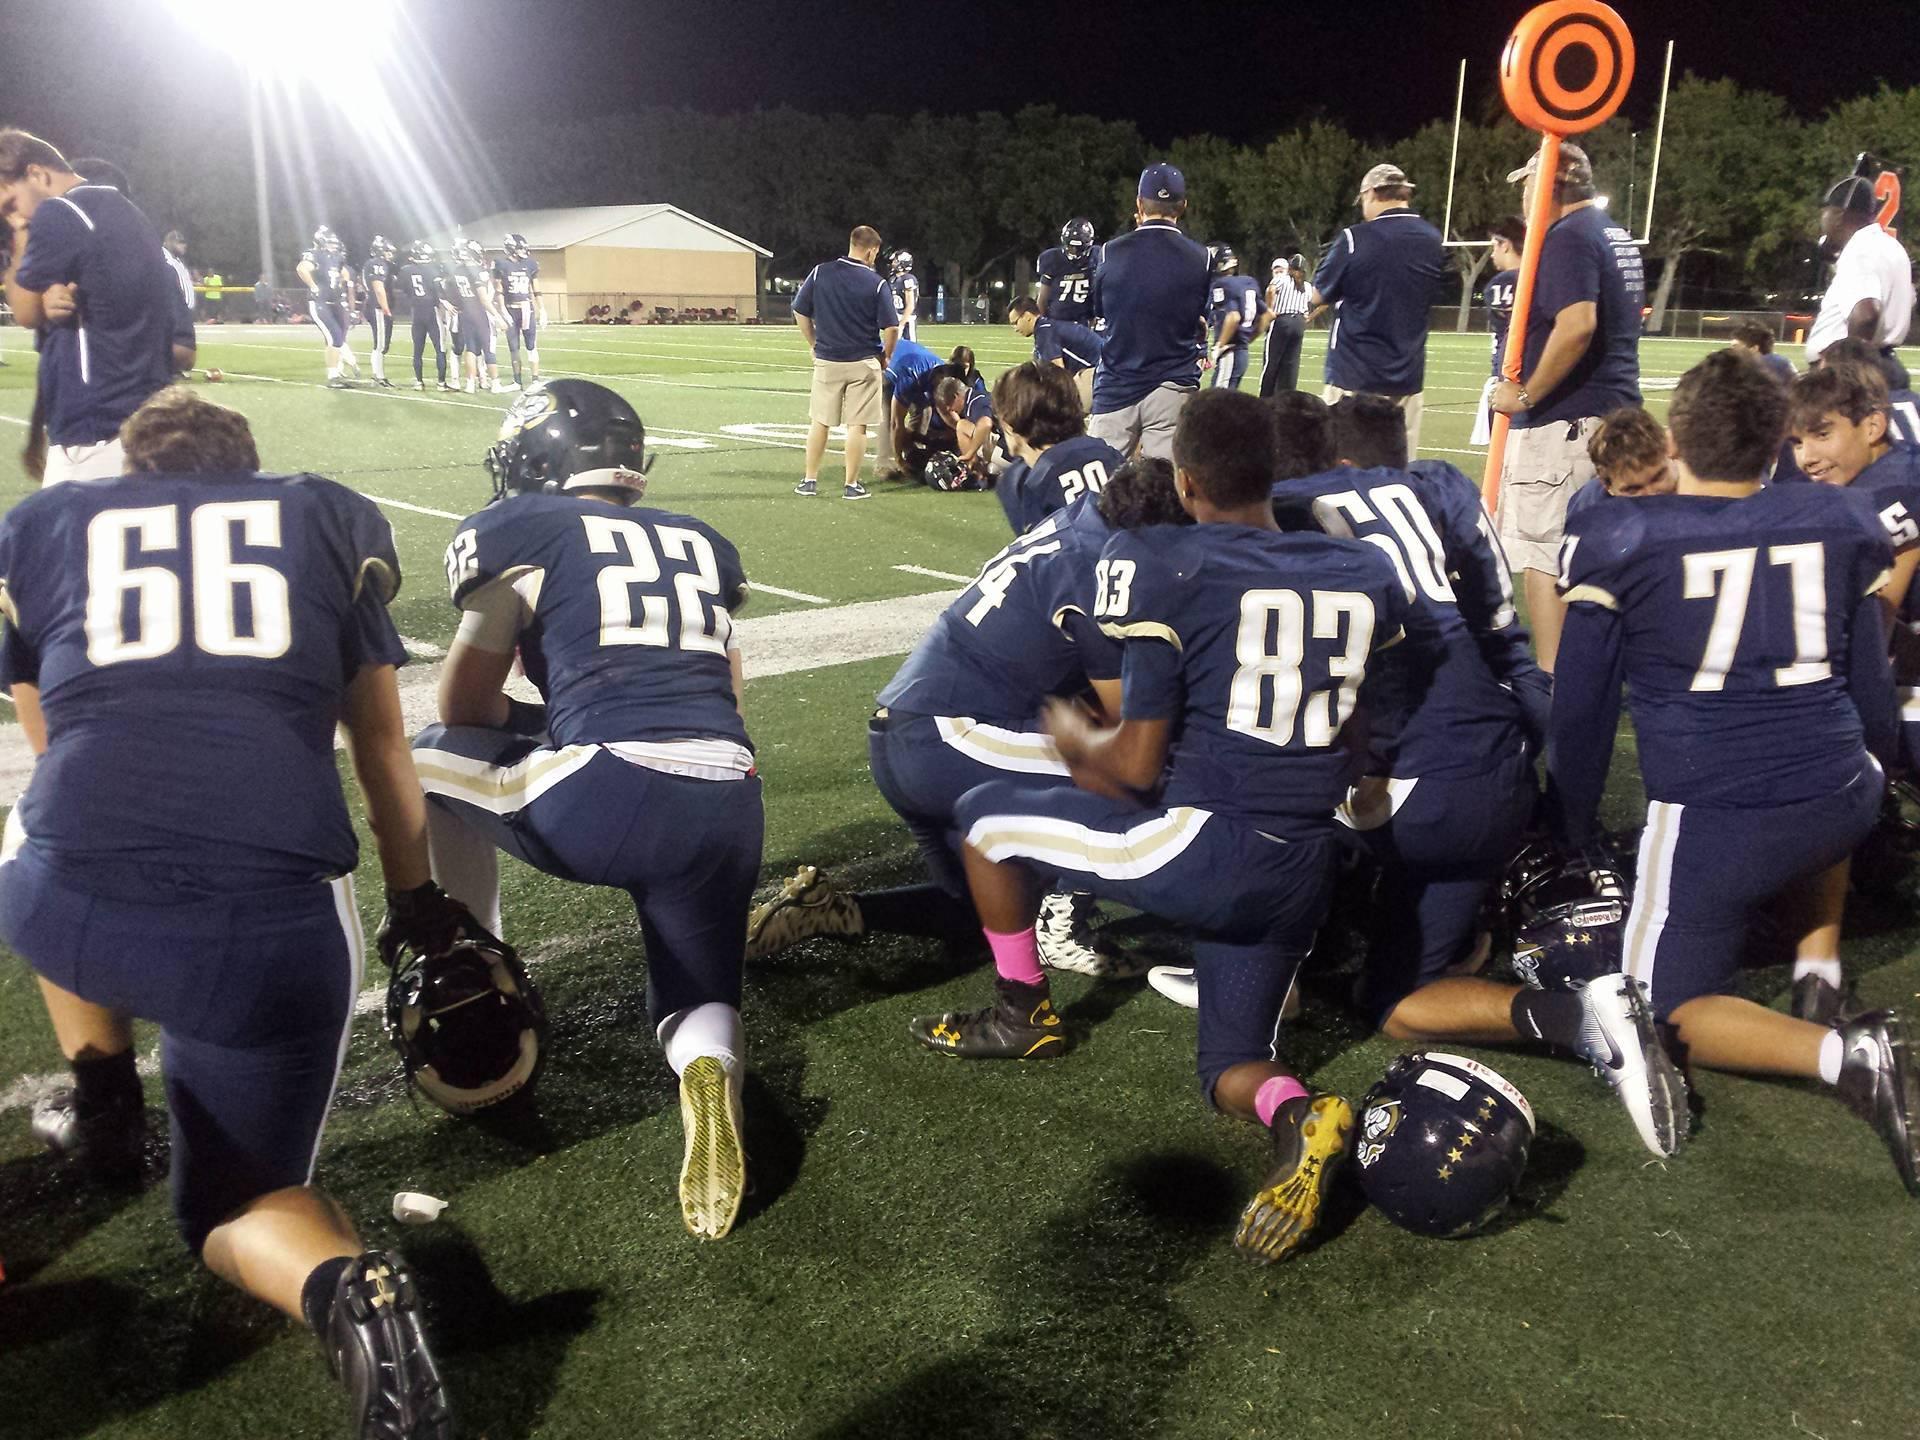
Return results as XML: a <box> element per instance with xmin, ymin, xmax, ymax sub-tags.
<box><xmin>444</xmin><ymin>205</ymin><xmax>770</xmax><ymax>322</ymax></box>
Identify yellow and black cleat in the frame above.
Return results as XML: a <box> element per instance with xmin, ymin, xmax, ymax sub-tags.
<box><xmin>678</xmin><ymin>1055</ymin><xmax>748</xmax><ymax>1239</ymax></box>
<box><xmin>1234</xmin><ymin>1090</ymin><xmax>1354</xmax><ymax>1264</ymax></box>
<box><xmin>909</xmin><ymin>979</ymin><xmax>1071</xmax><ymax>1060</ymax></box>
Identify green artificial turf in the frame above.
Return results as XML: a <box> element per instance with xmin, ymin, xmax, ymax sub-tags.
<box><xmin>1</xmin><ymin>322</ymin><xmax>1918</xmax><ymax>1439</ymax></box>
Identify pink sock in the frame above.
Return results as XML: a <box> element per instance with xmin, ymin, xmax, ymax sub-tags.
<box><xmin>1254</xmin><ymin>1075</ymin><xmax>1310</xmax><ymax>1129</ymax></box>
<box><xmin>985</xmin><ymin>927</ymin><xmax>1044</xmax><ymax>986</ymax></box>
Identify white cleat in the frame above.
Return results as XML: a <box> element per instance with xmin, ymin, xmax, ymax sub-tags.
<box><xmin>677</xmin><ymin>1055</ymin><xmax>746</xmax><ymax>1240</ymax></box>
<box><xmin>1147</xmin><ymin>965</ymin><xmax>1199</xmax><ymax>1009</ymax></box>
<box><xmin>1036</xmin><ymin>890</ymin><xmax>1150</xmax><ymax>978</ymax></box>
<box><xmin>1573</xmin><ymin>975</ymin><xmax>1689</xmax><ymax>1157</ymax></box>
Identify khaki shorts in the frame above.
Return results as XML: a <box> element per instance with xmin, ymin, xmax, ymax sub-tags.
<box><xmin>810</xmin><ymin>357</ymin><xmax>883</xmax><ymax>429</ymax></box>
<box><xmin>42</xmin><ymin>437</ymin><xmax>126</xmax><ymax>486</ymax></box>
<box><xmin>1089</xmin><ymin>382</ymin><xmax>1195</xmax><ymax>461</ymax></box>
<box><xmin>1322</xmin><ymin>386</ymin><xmax>1425</xmax><ymax>455</ymax></box>
<box><xmin>1072</xmin><ymin>367</ymin><xmax>1093</xmax><ymax>414</ymax></box>
<box><xmin>1496</xmin><ymin>415</ymin><xmax>1601</xmax><ymax>575</ymax></box>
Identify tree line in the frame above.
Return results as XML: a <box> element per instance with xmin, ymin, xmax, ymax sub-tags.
<box><xmin>124</xmin><ymin>75</ymin><xmax>1920</xmax><ymax>325</ymax></box>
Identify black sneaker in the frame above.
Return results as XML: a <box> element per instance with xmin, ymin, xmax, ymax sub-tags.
<box><xmin>1835</xmin><ymin>1010</ymin><xmax>1920</xmax><ymax>1197</ymax></box>
<box><xmin>1234</xmin><ymin>1090</ymin><xmax>1354</xmax><ymax>1263</ymax></box>
<box><xmin>29</xmin><ymin>1085</ymin><xmax>144</xmax><ymax>1184</ymax></box>
<box><xmin>323</xmin><ymin>1250</ymin><xmax>453</xmax><ymax>1439</ymax></box>
<box><xmin>1791</xmin><ymin>973</ymin><xmax>1852</xmax><ymax>1025</ymax></box>
<box><xmin>910</xmin><ymin>979</ymin><xmax>1069</xmax><ymax>1060</ymax></box>
<box><xmin>375</xmin><ymin>377</ymin><xmax>396</xmax><ymax>389</ymax></box>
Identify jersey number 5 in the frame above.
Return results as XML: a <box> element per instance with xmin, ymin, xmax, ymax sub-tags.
<box><xmin>86</xmin><ymin>502</ymin><xmax>292</xmax><ymax>666</ymax></box>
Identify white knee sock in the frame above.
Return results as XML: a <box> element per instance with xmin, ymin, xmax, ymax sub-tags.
<box><xmin>1794</xmin><ymin>957</ymin><xmax>1843</xmax><ymax>988</ymax></box>
<box><xmin>424</xmin><ymin>803</ymin><xmax>503</xmax><ymax>937</ymax></box>
<box><xmin>657</xmin><ymin>1002</ymin><xmax>744</xmax><ymax>1078</ymax></box>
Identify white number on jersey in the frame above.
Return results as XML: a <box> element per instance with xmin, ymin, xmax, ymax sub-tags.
<box><xmin>1682</xmin><ymin>544</ymin><xmax>1831</xmax><ymax>692</ymax></box>
<box><xmin>1878</xmin><ymin>500</ymin><xmax>1920</xmax><ymax>549</ymax></box>
<box><xmin>1053</xmin><ymin>276</ymin><xmax>1091</xmax><ymax>305</ymax></box>
<box><xmin>1056</xmin><ymin>459</ymin><xmax>1109</xmax><ymax>505</ymax></box>
<box><xmin>1312</xmin><ymin>484</ymin><xmax>1453</xmax><ymax>604</ymax></box>
<box><xmin>580</xmin><ymin>516</ymin><xmax>730</xmax><ymax>652</ymax></box>
<box><xmin>1091</xmin><ymin>557</ymin><xmax>1136</xmax><ymax>618</ymax></box>
<box><xmin>1892</xmin><ymin>399</ymin><xmax>1920</xmax><ymax>447</ymax></box>
<box><xmin>86</xmin><ymin>501</ymin><xmax>293</xmax><ymax>666</ymax></box>
<box><xmin>1226</xmin><ymin>588</ymin><xmax>1376</xmax><ymax>747</ymax></box>
<box><xmin>965</xmin><ymin>516</ymin><xmax>1065</xmax><ymax>627</ymax></box>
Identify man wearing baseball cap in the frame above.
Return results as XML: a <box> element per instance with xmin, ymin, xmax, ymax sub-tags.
<box><xmin>1307</xmin><ymin>162</ymin><xmax>1446</xmax><ymax>449</ymax></box>
<box><xmin>1085</xmin><ymin>162</ymin><xmax>1211</xmax><ymax>460</ymax></box>
<box><xmin>1487</xmin><ymin>142</ymin><xmax>1644</xmax><ymax>672</ymax></box>
<box><xmin>1260</xmin><ymin>253</ymin><xmax>1310</xmax><ymax>399</ymax></box>
<box><xmin>1806</xmin><ymin>170</ymin><xmax>1913</xmax><ymax>373</ymax></box>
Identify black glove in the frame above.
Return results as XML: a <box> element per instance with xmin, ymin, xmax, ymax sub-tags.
<box><xmin>377</xmin><ymin>880</ymin><xmax>484</xmax><ymax>969</ymax></box>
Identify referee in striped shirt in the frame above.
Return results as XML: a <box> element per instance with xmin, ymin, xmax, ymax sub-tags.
<box><xmin>1259</xmin><ymin>253</ymin><xmax>1309</xmax><ymax>399</ymax></box>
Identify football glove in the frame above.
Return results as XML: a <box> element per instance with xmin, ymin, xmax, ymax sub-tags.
<box><xmin>377</xmin><ymin>880</ymin><xmax>487</xmax><ymax>971</ymax></box>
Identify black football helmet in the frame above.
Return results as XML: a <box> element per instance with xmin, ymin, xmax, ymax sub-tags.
<box><xmin>384</xmin><ymin>935</ymin><xmax>547</xmax><ymax>1116</ymax></box>
<box><xmin>1355</xmin><ymin>1051</ymin><xmax>1535</xmax><ymax>1237</ymax></box>
<box><xmin>889</xmin><ymin>249</ymin><xmax>914</xmax><ymax>276</ymax></box>
<box><xmin>369</xmin><ymin>235</ymin><xmax>395</xmax><ymax>262</ymax></box>
<box><xmin>504</xmin><ymin>232</ymin><xmax>530</xmax><ymax>259</ymax></box>
<box><xmin>486</xmin><ymin>379</ymin><xmax>653</xmax><ymax>503</ymax></box>
<box><xmin>314</xmin><ymin>224</ymin><xmax>343</xmax><ymax>254</ymax></box>
<box><xmin>1061</xmin><ymin>217</ymin><xmax>1095</xmax><ymax>260</ymax></box>
<box><xmin>1210</xmin><ymin>243</ymin><xmax>1238</xmax><ymax>275</ymax></box>
<box><xmin>924</xmin><ymin>452</ymin><xmax>981</xmax><ymax>492</ymax></box>
<box><xmin>408</xmin><ymin>239</ymin><xmax>434</xmax><ymax>263</ymax></box>
<box><xmin>1503</xmin><ymin>842</ymin><xmax>1630</xmax><ymax>990</ymax></box>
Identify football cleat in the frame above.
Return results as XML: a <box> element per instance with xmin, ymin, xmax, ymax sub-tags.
<box><xmin>323</xmin><ymin>1250</ymin><xmax>453</xmax><ymax>1439</ymax></box>
<box><xmin>910</xmin><ymin>979</ymin><xmax>1068</xmax><ymax>1060</ymax></box>
<box><xmin>1234</xmin><ymin>1090</ymin><xmax>1354</xmax><ymax>1263</ymax></box>
<box><xmin>1571</xmin><ymin>975</ymin><xmax>1688</xmax><ymax>1158</ymax></box>
<box><xmin>744</xmin><ymin>865</ymin><xmax>865</xmax><ymax>961</ymax></box>
<box><xmin>411</xmin><ymin>381</ymin><xmax>425</xmax><ymax>391</ymax></box>
<box><xmin>1036</xmin><ymin>891</ymin><xmax>1147</xmax><ymax>978</ymax></box>
<box><xmin>437</xmin><ymin>381</ymin><xmax>457</xmax><ymax>392</ymax></box>
<box><xmin>793</xmin><ymin>479</ymin><xmax>818</xmax><ymax>497</ymax></box>
<box><xmin>375</xmin><ymin>377</ymin><xmax>396</xmax><ymax>389</ymax></box>
<box><xmin>841</xmin><ymin>481</ymin><xmax>872</xmax><ymax>500</ymax></box>
<box><xmin>1147</xmin><ymin>965</ymin><xmax>1199</xmax><ymax>1009</ymax></box>
<box><xmin>677</xmin><ymin>1056</ymin><xmax>747</xmax><ymax>1239</ymax></box>
<box><xmin>1834</xmin><ymin>1011</ymin><xmax>1920</xmax><ymax>1196</ymax></box>
<box><xmin>30</xmin><ymin>1085</ymin><xmax>144</xmax><ymax>1184</ymax></box>
<box><xmin>1791</xmin><ymin>973</ymin><xmax>1852</xmax><ymax>1025</ymax></box>
<box><xmin>496</xmin><ymin>380</ymin><xmax>520</xmax><ymax>392</ymax></box>
<box><xmin>327</xmin><ymin>378</ymin><xmax>353</xmax><ymax>390</ymax></box>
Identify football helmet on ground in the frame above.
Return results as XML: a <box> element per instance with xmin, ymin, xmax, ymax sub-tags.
<box><xmin>486</xmin><ymin>379</ymin><xmax>653</xmax><ymax>502</ymax></box>
<box><xmin>383</xmin><ymin>934</ymin><xmax>547</xmax><ymax>1116</ymax></box>
<box><xmin>1061</xmin><ymin>217</ymin><xmax>1095</xmax><ymax>260</ymax></box>
<box><xmin>924</xmin><ymin>451</ymin><xmax>980</xmax><ymax>492</ymax></box>
<box><xmin>1355</xmin><ymin>1051</ymin><xmax>1535</xmax><ymax>1237</ymax></box>
<box><xmin>1503</xmin><ymin>843</ymin><xmax>1629</xmax><ymax>990</ymax></box>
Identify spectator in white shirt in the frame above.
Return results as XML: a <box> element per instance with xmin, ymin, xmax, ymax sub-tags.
<box><xmin>1806</xmin><ymin>173</ymin><xmax>1913</xmax><ymax>381</ymax></box>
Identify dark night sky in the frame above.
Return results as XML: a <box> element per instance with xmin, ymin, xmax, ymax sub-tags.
<box><xmin>6</xmin><ymin>0</ymin><xmax>1920</xmax><ymax>148</ymax></box>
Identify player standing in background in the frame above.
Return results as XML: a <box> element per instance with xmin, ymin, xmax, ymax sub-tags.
<box><xmin>1037</xmin><ymin>217</ymin><xmax>1100</xmax><ymax>324</ymax></box>
<box><xmin>399</xmin><ymin>241</ymin><xmax>453</xmax><ymax>391</ymax></box>
<box><xmin>451</xmin><ymin>239</ymin><xmax>498</xmax><ymax>394</ymax></box>
<box><xmin>888</xmin><ymin>250</ymin><xmax>920</xmax><ymax>342</ymax></box>
<box><xmin>493</xmin><ymin>232</ymin><xmax>539</xmax><ymax>391</ymax></box>
<box><xmin>1471</xmin><ymin>216</ymin><xmax>1525</xmax><ymax>446</ymax></box>
<box><xmin>1258</xmin><ymin>253</ymin><xmax>1309</xmax><ymax>399</ymax></box>
<box><xmin>416</xmin><ymin>380</ymin><xmax>764</xmax><ymax>1241</ymax></box>
<box><xmin>360</xmin><ymin>235</ymin><xmax>397</xmax><ymax>389</ymax></box>
<box><xmin>1552</xmin><ymin>351</ymin><xmax>1919</xmax><ymax>1196</ymax></box>
<box><xmin>1205</xmin><ymin>245</ymin><xmax>1267</xmax><ymax>391</ymax></box>
<box><xmin>297</xmin><ymin>226</ymin><xmax>359</xmax><ymax>389</ymax></box>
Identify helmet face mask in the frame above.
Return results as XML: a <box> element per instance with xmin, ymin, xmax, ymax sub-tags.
<box><xmin>487</xmin><ymin>379</ymin><xmax>653</xmax><ymax>505</ymax></box>
<box><xmin>1503</xmin><ymin>844</ymin><xmax>1631</xmax><ymax>990</ymax></box>
<box><xmin>383</xmin><ymin>936</ymin><xmax>547</xmax><ymax>1116</ymax></box>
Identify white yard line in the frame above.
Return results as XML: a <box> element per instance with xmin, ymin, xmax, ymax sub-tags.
<box><xmin>894</xmin><ymin>563</ymin><xmax>974</xmax><ymax>584</ymax></box>
<box><xmin>752</xmin><ymin>582</ymin><xmax>830</xmax><ymax>605</ymax></box>
<box><xmin>366</xmin><ymin>493</ymin><xmax>464</xmax><ymax>521</ymax></box>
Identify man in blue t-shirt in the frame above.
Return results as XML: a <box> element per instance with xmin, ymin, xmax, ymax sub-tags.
<box><xmin>1309</xmin><ymin>162</ymin><xmax>1447</xmax><ymax>451</ymax></box>
<box><xmin>1</xmin><ymin>129</ymin><xmax>175</xmax><ymax>484</ymax></box>
<box><xmin>1086</xmin><ymin>164</ymin><xmax>1211</xmax><ymax>462</ymax></box>
<box><xmin>1488</xmin><ymin>143</ymin><xmax>1644</xmax><ymax>673</ymax></box>
<box><xmin>791</xmin><ymin>225</ymin><xmax>901</xmax><ymax>500</ymax></box>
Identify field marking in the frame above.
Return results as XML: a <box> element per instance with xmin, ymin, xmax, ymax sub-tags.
<box><xmin>366</xmin><ymin>493</ymin><xmax>464</xmax><ymax>521</ymax></box>
<box><xmin>894</xmin><ymin>563</ymin><xmax>974</xmax><ymax>584</ymax></box>
<box><xmin>753</xmin><ymin>581</ymin><xmax>829</xmax><ymax>605</ymax></box>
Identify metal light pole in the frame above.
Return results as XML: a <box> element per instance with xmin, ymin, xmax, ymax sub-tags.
<box><xmin>248</xmin><ymin>75</ymin><xmax>275</xmax><ymax>286</ymax></box>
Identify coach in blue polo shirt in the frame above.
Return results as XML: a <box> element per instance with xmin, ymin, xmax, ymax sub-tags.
<box><xmin>1309</xmin><ymin>161</ymin><xmax>1446</xmax><ymax>452</ymax></box>
<box><xmin>792</xmin><ymin>224</ymin><xmax>901</xmax><ymax>499</ymax></box>
<box><xmin>0</xmin><ymin>129</ymin><xmax>174</xmax><ymax>484</ymax></box>
<box><xmin>1086</xmin><ymin>163</ymin><xmax>1211</xmax><ymax>461</ymax></box>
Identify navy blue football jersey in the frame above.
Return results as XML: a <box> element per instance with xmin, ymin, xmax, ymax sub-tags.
<box><xmin>1207</xmin><ymin>274</ymin><xmax>1266</xmax><ymax>350</ymax></box>
<box><xmin>999</xmin><ymin>434</ymin><xmax>1125</xmax><ymax>534</ymax></box>
<box><xmin>1095</xmin><ymin>524</ymin><xmax>1408</xmax><ymax>836</ymax></box>
<box><xmin>397</xmin><ymin>262</ymin><xmax>440</xmax><ymax>311</ymax></box>
<box><xmin>0</xmin><ymin>473</ymin><xmax>406</xmax><ymax>886</ymax></box>
<box><xmin>1845</xmin><ymin>442</ymin><xmax>1920</xmax><ymax>629</ymax></box>
<box><xmin>878</xmin><ymin>499</ymin><xmax>1121</xmax><ymax>723</ymax></box>
<box><xmin>361</xmin><ymin>257</ymin><xmax>392</xmax><ymax>314</ymax></box>
<box><xmin>456</xmin><ymin>264</ymin><xmax>492</xmax><ymax>308</ymax></box>
<box><xmin>1484</xmin><ymin>268</ymin><xmax>1518</xmax><ymax>377</ymax></box>
<box><xmin>1552</xmin><ymin>484</ymin><xmax>1896</xmax><ymax>839</ymax></box>
<box><xmin>300</xmin><ymin>247</ymin><xmax>349</xmax><ymax>305</ymax></box>
<box><xmin>446</xmin><ymin>494</ymin><xmax>749</xmax><ymax>750</ymax></box>
<box><xmin>431</xmin><ymin>264</ymin><xmax>460</xmax><ymax>306</ymax></box>
<box><xmin>1275</xmin><ymin>467</ymin><xmax>1526</xmax><ymax>778</ymax></box>
<box><xmin>493</xmin><ymin>254</ymin><xmax>539</xmax><ymax>302</ymax></box>
<box><xmin>889</xmin><ymin>271</ymin><xmax>919</xmax><ymax>321</ymax></box>
<box><xmin>1887</xmin><ymin>388</ymin><xmax>1920</xmax><ymax>447</ymax></box>
<box><xmin>1036</xmin><ymin>244</ymin><xmax>1099</xmax><ymax>323</ymax></box>
<box><xmin>1032</xmin><ymin>316</ymin><xmax>1106</xmax><ymax>374</ymax></box>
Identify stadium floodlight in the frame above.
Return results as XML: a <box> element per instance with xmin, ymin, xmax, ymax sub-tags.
<box><xmin>165</xmin><ymin>0</ymin><xmax>396</xmax><ymax>87</ymax></box>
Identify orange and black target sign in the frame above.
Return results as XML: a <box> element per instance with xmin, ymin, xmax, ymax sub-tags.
<box><xmin>1500</xmin><ymin>0</ymin><xmax>1636</xmax><ymax>136</ymax></box>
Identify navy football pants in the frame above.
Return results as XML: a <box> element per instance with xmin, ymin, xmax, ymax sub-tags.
<box><xmin>1624</xmin><ymin>762</ymin><xmax>1881</xmax><ymax>1016</ymax></box>
<box><xmin>411</xmin><ymin>307</ymin><xmax>447</xmax><ymax>382</ymax></box>
<box><xmin>955</xmin><ymin>781</ymin><xmax>1336</xmax><ymax>1102</ymax></box>
<box><xmin>413</xmin><ymin>725</ymin><xmax>763</xmax><ymax>1022</ymax></box>
<box><xmin>0</xmin><ymin>845</ymin><xmax>362</xmax><ymax>1254</ymax></box>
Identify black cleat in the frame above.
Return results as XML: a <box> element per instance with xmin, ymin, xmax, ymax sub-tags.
<box><xmin>1234</xmin><ymin>1090</ymin><xmax>1354</xmax><ymax>1263</ymax></box>
<box><xmin>1791</xmin><ymin>973</ymin><xmax>1852</xmax><ymax>1025</ymax></box>
<box><xmin>1835</xmin><ymin>1011</ymin><xmax>1920</xmax><ymax>1197</ymax></box>
<box><xmin>324</xmin><ymin>1250</ymin><xmax>453</xmax><ymax>1439</ymax></box>
<box><xmin>30</xmin><ymin>1085</ymin><xmax>145</xmax><ymax>1184</ymax></box>
<box><xmin>375</xmin><ymin>377</ymin><xmax>396</xmax><ymax>389</ymax></box>
<box><xmin>910</xmin><ymin>978</ymin><xmax>1069</xmax><ymax>1060</ymax></box>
